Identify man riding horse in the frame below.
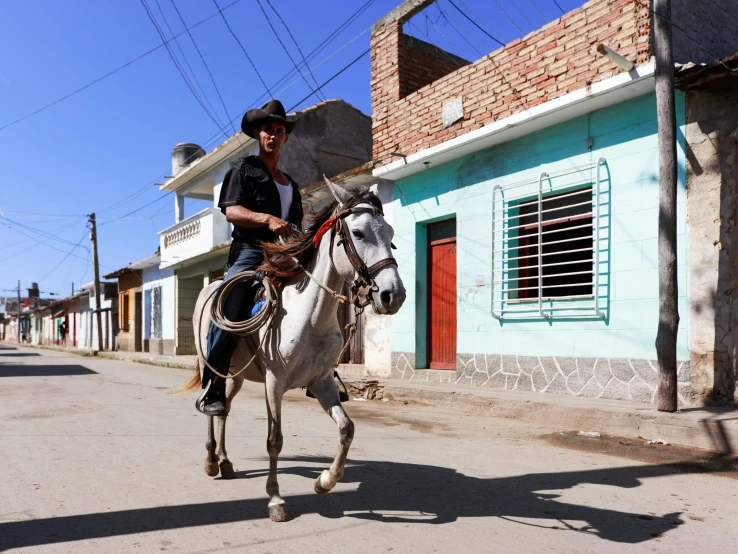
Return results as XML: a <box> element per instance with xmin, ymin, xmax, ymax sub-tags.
<box><xmin>199</xmin><ymin>99</ymin><xmax>303</xmax><ymax>416</ymax></box>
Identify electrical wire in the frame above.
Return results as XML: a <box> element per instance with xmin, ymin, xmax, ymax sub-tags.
<box><xmin>447</xmin><ymin>0</ymin><xmax>505</xmax><ymax>47</ymax></box>
<box><xmin>169</xmin><ymin>0</ymin><xmax>236</xmax><ymax>134</ymax></box>
<box><xmin>38</xmin><ymin>229</ymin><xmax>91</xmax><ymax>283</ymax></box>
<box><xmin>0</xmin><ymin>0</ymin><xmax>244</xmax><ymax>133</ymax></box>
<box><xmin>139</xmin><ymin>0</ymin><xmax>230</xmax><ymax>138</ymax></box>
<box><xmin>264</xmin><ymin>0</ymin><xmax>324</xmax><ymax>99</ymax></box>
<box><xmin>492</xmin><ymin>0</ymin><xmax>524</xmax><ymax>34</ymax></box>
<box><xmin>509</xmin><ymin>0</ymin><xmax>535</xmax><ymax>28</ymax></box>
<box><xmin>153</xmin><ymin>0</ymin><xmax>224</xmax><ymax>128</ymax></box>
<box><xmin>212</xmin><ymin>0</ymin><xmax>273</xmax><ymax>98</ymax></box>
<box><xmin>552</xmin><ymin>0</ymin><xmax>566</xmax><ymax>15</ymax></box>
<box><xmin>255</xmin><ymin>0</ymin><xmax>324</xmax><ymax>103</ymax></box>
<box><xmin>456</xmin><ymin>0</ymin><xmax>508</xmax><ymax>41</ymax></box>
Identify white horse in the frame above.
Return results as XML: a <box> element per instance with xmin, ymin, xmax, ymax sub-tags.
<box><xmin>182</xmin><ymin>180</ymin><xmax>406</xmax><ymax>522</ymax></box>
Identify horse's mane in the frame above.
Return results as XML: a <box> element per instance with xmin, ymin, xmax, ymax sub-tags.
<box><xmin>259</xmin><ymin>186</ymin><xmax>381</xmax><ymax>282</ymax></box>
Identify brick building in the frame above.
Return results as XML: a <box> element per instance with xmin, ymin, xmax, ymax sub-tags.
<box><xmin>366</xmin><ymin>0</ymin><xmax>738</xmax><ymax>404</ymax></box>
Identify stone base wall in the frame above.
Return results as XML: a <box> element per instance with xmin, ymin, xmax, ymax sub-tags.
<box><xmin>391</xmin><ymin>352</ymin><xmax>692</xmax><ymax>404</ymax></box>
<box><xmin>147</xmin><ymin>338</ymin><xmax>175</xmax><ymax>357</ymax></box>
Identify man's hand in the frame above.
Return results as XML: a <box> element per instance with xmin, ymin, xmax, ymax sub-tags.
<box><xmin>268</xmin><ymin>216</ymin><xmax>293</xmax><ymax>238</ymax></box>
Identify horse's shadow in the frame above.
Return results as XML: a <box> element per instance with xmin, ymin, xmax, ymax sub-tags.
<box><xmin>233</xmin><ymin>455</ymin><xmax>685</xmax><ymax>543</ymax></box>
<box><xmin>0</xmin><ymin>456</ymin><xmax>701</xmax><ymax>550</ymax></box>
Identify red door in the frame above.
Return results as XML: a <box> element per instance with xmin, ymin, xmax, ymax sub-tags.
<box><xmin>428</xmin><ymin>220</ymin><xmax>457</xmax><ymax>370</ymax></box>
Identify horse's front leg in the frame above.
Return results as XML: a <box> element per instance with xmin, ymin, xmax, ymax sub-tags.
<box><xmin>309</xmin><ymin>375</ymin><xmax>354</xmax><ymax>495</ymax></box>
<box><xmin>264</xmin><ymin>375</ymin><xmax>289</xmax><ymax>521</ymax></box>
<box><xmin>214</xmin><ymin>376</ymin><xmax>243</xmax><ymax>479</ymax></box>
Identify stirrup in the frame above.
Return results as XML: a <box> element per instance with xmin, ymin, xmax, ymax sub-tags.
<box><xmin>195</xmin><ymin>378</ymin><xmax>212</xmax><ymax>415</ymax></box>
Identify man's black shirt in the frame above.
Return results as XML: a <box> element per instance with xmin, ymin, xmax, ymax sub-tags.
<box><xmin>218</xmin><ymin>155</ymin><xmax>303</xmax><ymax>247</ymax></box>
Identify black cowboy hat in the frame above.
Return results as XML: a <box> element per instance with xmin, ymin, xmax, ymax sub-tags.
<box><xmin>241</xmin><ymin>99</ymin><xmax>297</xmax><ymax>138</ymax></box>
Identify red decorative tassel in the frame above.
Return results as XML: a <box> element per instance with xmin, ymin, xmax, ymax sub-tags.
<box><xmin>313</xmin><ymin>217</ymin><xmax>337</xmax><ymax>248</ymax></box>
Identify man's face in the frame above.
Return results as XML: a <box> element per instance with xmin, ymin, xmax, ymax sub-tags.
<box><xmin>257</xmin><ymin>121</ymin><xmax>288</xmax><ymax>157</ymax></box>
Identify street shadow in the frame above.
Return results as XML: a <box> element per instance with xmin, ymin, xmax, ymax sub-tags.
<box><xmin>0</xmin><ymin>353</ymin><xmax>41</xmax><ymax>357</ymax></box>
<box><xmin>678</xmin><ymin>405</ymin><xmax>738</xmax><ymax>455</ymax></box>
<box><xmin>0</xmin><ymin>457</ymin><xmax>691</xmax><ymax>550</ymax></box>
<box><xmin>0</xmin><ymin>364</ymin><xmax>97</xmax><ymax>377</ymax></box>
<box><xmin>0</xmin><ymin>345</ymin><xmax>18</xmax><ymax>350</ymax></box>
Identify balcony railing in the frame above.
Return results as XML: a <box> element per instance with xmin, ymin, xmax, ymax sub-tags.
<box><xmin>158</xmin><ymin>208</ymin><xmax>230</xmax><ymax>268</ymax></box>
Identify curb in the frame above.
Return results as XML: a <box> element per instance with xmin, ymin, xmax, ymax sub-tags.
<box><xmin>349</xmin><ymin>378</ymin><xmax>738</xmax><ymax>455</ymax></box>
<box><xmin>96</xmin><ymin>351</ymin><xmax>195</xmax><ymax>370</ymax></box>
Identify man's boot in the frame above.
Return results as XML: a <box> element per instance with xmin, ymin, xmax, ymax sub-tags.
<box><xmin>199</xmin><ymin>375</ymin><xmax>227</xmax><ymax>416</ymax></box>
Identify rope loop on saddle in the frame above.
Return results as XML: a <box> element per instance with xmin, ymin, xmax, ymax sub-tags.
<box><xmin>209</xmin><ymin>270</ymin><xmax>277</xmax><ymax>336</ymax></box>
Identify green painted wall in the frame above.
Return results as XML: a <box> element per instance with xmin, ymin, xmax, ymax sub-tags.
<box><xmin>391</xmin><ymin>92</ymin><xmax>688</xmax><ymax>364</ymax></box>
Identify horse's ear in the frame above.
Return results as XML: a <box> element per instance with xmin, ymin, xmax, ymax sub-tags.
<box><xmin>369</xmin><ymin>183</ymin><xmax>380</xmax><ymax>197</ymax></box>
<box><xmin>324</xmin><ymin>176</ymin><xmax>352</xmax><ymax>206</ymax></box>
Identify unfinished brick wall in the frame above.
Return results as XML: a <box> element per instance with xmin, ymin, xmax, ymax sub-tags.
<box><xmin>371</xmin><ymin>0</ymin><xmax>650</xmax><ymax>165</ymax></box>
<box><xmin>398</xmin><ymin>35</ymin><xmax>469</xmax><ymax>99</ymax></box>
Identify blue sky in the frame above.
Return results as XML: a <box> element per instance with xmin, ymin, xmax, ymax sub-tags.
<box><xmin>0</xmin><ymin>0</ymin><xmax>585</xmax><ymax>298</ymax></box>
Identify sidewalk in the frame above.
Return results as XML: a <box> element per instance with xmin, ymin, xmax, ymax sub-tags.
<box><xmin>357</xmin><ymin>378</ymin><xmax>738</xmax><ymax>455</ymax></box>
<box><xmin>8</xmin><ymin>341</ymin><xmax>736</xmax><ymax>455</ymax></box>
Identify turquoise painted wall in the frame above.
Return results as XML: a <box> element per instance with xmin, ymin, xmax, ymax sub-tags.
<box><xmin>391</xmin><ymin>92</ymin><xmax>688</xmax><ymax>365</ymax></box>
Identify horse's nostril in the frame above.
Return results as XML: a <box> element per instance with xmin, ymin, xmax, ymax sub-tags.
<box><xmin>380</xmin><ymin>290</ymin><xmax>392</xmax><ymax>305</ymax></box>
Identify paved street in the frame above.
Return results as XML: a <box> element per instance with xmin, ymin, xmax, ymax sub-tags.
<box><xmin>1</xmin><ymin>343</ymin><xmax>736</xmax><ymax>553</ymax></box>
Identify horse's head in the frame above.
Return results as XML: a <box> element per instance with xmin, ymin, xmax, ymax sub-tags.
<box><xmin>324</xmin><ymin>178</ymin><xmax>406</xmax><ymax>315</ymax></box>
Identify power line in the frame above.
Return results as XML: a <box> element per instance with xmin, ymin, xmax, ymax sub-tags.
<box><xmin>85</xmin><ymin>1</ymin><xmax>378</xmax><ymax>228</ymax></box>
<box><xmin>38</xmin><ymin>229</ymin><xmax>91</xmax><ymax>284</ymax></box>
<box><xmin>264</xmin><ymin>0</ymin><xmax>324</xmax><ymax>98</ymax></box>
<box><xmin>447</xmin><ymin>0</ymin><xmax>505</xmax><ymax>47</ymax></box>
<box><xmin>552</xmin><ymin>0</ymin><xmax>566</xmax><ymax>15</ymax></box>
<box><xmin>2</xmin><ymin>217</ymin><xmax>91</xmax><ymax>250</ymax></box>
<box><xmin>153</xmin><ymin>0</ymin><xmax>224</xmax><ymax>128</ymax></box>
<box><xmin>526</xmin><ymin>0</ymin><xmax>547</xmax><ymax>18</ymax></box>
<box><xmin>435</xmin><ymin>5</ymin><xmax>484</xmax><ymax>56</ymax></box>
<box><xmin>509</xmin><ymin>0</ymin><xmax>535</xmax><ymax>28</ymax></box>
<box><xmin>492</xmin><ymin>0</ymin><xmax>524</xmax><ymax>35</ymax></box>
<box><xmin>169</xmin><ymin>0</ymin><xmax>236</xmax><ymax>134</ymax></box>
<box><xmin>212</xmin><ymin>0</ymin><xmax>273</xmax><ymax>97</ymax></box>
<box><xmin>255</xmin><ymin>0</ymin><xmax>324</xmax><ymax>104</ymax></box>
<box><xmin>456</xmin><ymin>0</ymin><xmax>508</xmax><ymax>41</ymax></box>
<box><xmin>287</xmin><ymin>48</ymin><xmax>370</xmax><ymax>111</ymax></box>
<box><xmin>0</xmin><ymin>0</ymin><xmax>244</xmax><ymax>133</ymax></box>
<box><xmin>139</xmin><ymin>0</ymin><xmax>230</xmax><ymax>138</ymax></box>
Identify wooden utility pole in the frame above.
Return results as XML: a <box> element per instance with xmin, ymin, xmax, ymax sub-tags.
<box><xmin>653</xmin><ymin>0</ymin><xmax>679</xmax><ymax>412</ymax></box>
<box><xmin>89</xmin><ymin>213</ymin><xmax>104</xmax><ymax>352</ymax></box>
<box><xmin>16</xmin><ymin>279</ymin><xmax>21</xmax><ymax>344</ymax></box>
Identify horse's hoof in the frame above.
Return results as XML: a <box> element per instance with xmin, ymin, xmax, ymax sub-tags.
<box><xmin>219</xmin><ymin>460</ymin><xmax>235</xmax><ymax>479</ymax></box>
<box><xmin>314</xmin><ymin>480</ymin><xmax>330</xmax><ymax>495</ymax></box>
<box><xmin>314</xmin><ymin>471</ymin><xmax>334</xmax><ymax>495</ymax></box>
<box><xmin>204</xmin><ymin>461</ymin><xmax>219</xmax><ymax>477</ymax></box>
<box><xmin>268</xmin><ymin>503</ymin><xmax>291</xmax><ymax>522</ymax></box>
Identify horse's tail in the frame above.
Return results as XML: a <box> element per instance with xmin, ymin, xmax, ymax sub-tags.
<box><xmin>175</xmin><ymin>358</ymin><xmax>202</xmax><ymax>394</ymax></box>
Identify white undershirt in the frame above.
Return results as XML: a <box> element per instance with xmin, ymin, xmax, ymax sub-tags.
<box><xmin>275</xmin><ymin>180</ymin><xmax>293</xmax><ymax>221</ymax></box>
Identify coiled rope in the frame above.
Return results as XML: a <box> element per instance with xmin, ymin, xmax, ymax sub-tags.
<box><xmin>197</xmin><ymin>270</ymin><xmax>278</xmax><ymax>380</ymax></box>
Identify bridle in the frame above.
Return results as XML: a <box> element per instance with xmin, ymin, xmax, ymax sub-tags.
<box><xmin>321</xmin><ymin>203</ymin><xmax>398</xmax><ymax>309</ymax></box>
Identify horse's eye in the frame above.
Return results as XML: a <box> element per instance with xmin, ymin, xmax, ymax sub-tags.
<box><xmin>352</xmin><ymin>229</ymin><xmax>364</xmax><ymax>240</ymax></box>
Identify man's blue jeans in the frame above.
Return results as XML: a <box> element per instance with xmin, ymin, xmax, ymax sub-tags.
<box><xmin>204</xmin><ymin>245</ymin><xmax>263</xmax><ymax>384</ymax></box>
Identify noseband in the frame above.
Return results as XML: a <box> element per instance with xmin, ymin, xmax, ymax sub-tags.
<box><xmin>321</xmin><ymin>204</ymin><xmax>398</xmax><ymax>308</ymax></box>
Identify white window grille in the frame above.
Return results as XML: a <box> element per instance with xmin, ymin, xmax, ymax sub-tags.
<box><xmin>491</xmin><ymin>158</ymin><xmax>608</xmax><ymax>320</ymax></box>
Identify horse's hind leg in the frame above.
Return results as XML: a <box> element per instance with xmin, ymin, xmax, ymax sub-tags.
<box><xmin>204</xmin><ymin>416</ymin><xmax>219</xmax><ymax>476</ymax></box>
<box><xmin>264</xmin><ymin>374</ymin><xmax>289</xmax><ymax>521</ymax></box>
<box><xmin>309</xmin><ymin>376</ymin><xmax>354</xmax><ymax>495</ymax></box>
<box><xmin>215</xmin><ymin>376</ymin><xmax>243</xmax><ymax>479</ymax></box>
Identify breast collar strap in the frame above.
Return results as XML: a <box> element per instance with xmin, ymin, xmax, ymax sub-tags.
<box><xmin>328</xmin><ymin>205</ymin><xmax>398</xmax><ymax>307</ymax></box>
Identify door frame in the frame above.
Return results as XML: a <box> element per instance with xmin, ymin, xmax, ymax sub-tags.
<box><xmin>426</xmin><ymin>220</ymin><xmax>457</xmax><ymax>370</ymax></box>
